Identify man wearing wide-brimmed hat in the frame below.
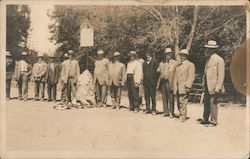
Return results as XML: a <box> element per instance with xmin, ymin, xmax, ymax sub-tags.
<box><xmin>31</xmin><ymin>52</ymin><xmax>48</xmax><ymax>101</ymax></box>
<box><xmin>200</xmin><ymin>40</ymin><xmax>225</xmax><ymax>127</ymax></box>
<box><xmin>94</xmin><ymin>50</ymin><xmax>110</xmax><ymax>107</ymax></box>
<box><xmin>61</xmin><ymin>50</ymin><xmax>80</xmax><ymax>105</ymax></box>
<box><xmin>126</xmin><ymin>51</ymin><xmax>143</xmax><ymax>112</ymax></box>
<box><xmin>157</xmin><ymin>47</ymin><xmax>178</xmax><ymax>118</ymax></box>
<box><xmin>6</xmin><ymin>51</ymin><xmax>14</xmax><ymax>100</ymax></box>
<box><xmin>173</xmin><ymin>49</ymin><xmax>196</xmax><ymax>122</ymax></box>
<box><xmin>45</xmin><ymin>53</ymin><xmax>60</xmax><ymax>102</ymax></box>
<box><xmin>14</xmin><ymin>51</ymin><xmax>32</xmax><ymax>101</ymax></box>
<box><xmin>108</xmin><ymin>51</ymin><xmax>126</xmax><ymax>109</ymax></box>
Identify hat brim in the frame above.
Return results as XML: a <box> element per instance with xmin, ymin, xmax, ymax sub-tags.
<box><xmin>179</xmin><ymin>53</ymin><xmax>189</xmax><ymax>55</ymax></box>
<box><xmin>204</xmin><ymin>45</ymin><xmax>219</xmax><ymax>48</ymax></box>
<box><xmin>165</xmin><ymin>51</ymin><xmax>173</xmax><ymax>54</ymax></box>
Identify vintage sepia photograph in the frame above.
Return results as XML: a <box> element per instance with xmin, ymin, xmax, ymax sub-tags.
<box><xmin>1</xmin><ymin>0</ymin><xmax>249</xmax><ymax>158</ymax></box>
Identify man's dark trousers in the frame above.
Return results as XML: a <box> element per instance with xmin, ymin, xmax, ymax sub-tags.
<box><xmin>203</xmin><ymin>82</ymin><xmax>218</xmax><ymax>124</ymax></box>
<box><xmin>161</xmin><ymin>79</ymin><xmax>174</xmax><ymax>116</ymax></box>
<box><xmin>6</xmin><ymin>79</ymin><xmax>11</xmax><ymax>98</ymax></box>
<box><xmin>127</xmin><ymin>74</ymin><xmax>139</xmax><ymax>110</ymax></box>
<box><xmin>143</xmin><ymin>77</ymin><xmax>156</xmax><ymax>112</ymax></box>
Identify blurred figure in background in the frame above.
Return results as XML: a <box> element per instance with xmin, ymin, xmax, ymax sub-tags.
<box><xmin>14</xmin><ymin>51</ymin><xmax>32</xmax><ymax>101</ymax></box>
<box><xmin>6</xmin><ymin>51</ymin><xmax>14</xmax><ymax>100</ymax></box>
<box><xmin>31</xmin><ymin>53</ymin><xmax>47</xmax><ymax>101</ymax></box>
<box><xmin>108</xmin><ymin>52</ymin><xmax>126</xmax><ymax>109</ymax></box>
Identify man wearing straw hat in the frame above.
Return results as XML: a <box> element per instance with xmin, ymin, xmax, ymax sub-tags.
<box><xmin>126</xmin><ymin>51</ymin><xmax>143</xmax><ymax>112</ymax></box>
<box><xmin>201</xmin><ymin>40</ymin><xmax>225</xmax><ymax>127</ymax></box>
<box><xmin>14</xmin><ymin>51</ymin><xmax>32</xmax><ymax>101</ymax></box>
<box><xmin>31</xmin><ymin>52</ymin><xmax>47</xmax><ymax>101</ymax></box>
<box><xmin>173</xmin><ymin>49</ymin><xmax>195</xmax><ymax>122</ymax></box>
<box><xmin>61</xmin><ymin>50</ymin><xmax>80</xmax><ymax>105</ymax></box>
<box><xmin>94</xmin><ymin>50</ymin><xmax>110</xmax><ymax>107</ymax></box>
<box><xmin>45</xmin><ymin>53</ymin><xmax>60</xmax><ymax>102</ymax></box>
<box><xmin>157</xmin><ymin>48</ymin><xmax>178</xmax><ymax>118</ymax></box>
<box><xmin>6</xmin><ymin>51</ymin><xmax>14</xmax><ymax>100</ymax></box>
<box><xmin>108</xmin><ymin>51</ymin><xmax>126</xmax><ymax>109</ymax></box>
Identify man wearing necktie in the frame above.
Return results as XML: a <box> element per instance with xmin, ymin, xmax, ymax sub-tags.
<box><xmin>200</xmin><ymin>40</ymin><xmax>225</xmax><ymax>127</ymax></box>
<box><xmin>45</xmin><ymin>53</ymin><xmax>60</xmax><ymax>102</ymax></box>
<box><xmin>142</xmin><ymin>51</ymin><xmax>159</xmax><ymax>115</ymax></box>
<box><xmin>14</xmin><ymin>51</ymin><xmax>32</xmax><ymax>101</ymax></box>
<box><xmin>94</xmin><ymin>50</ymin><xmax>110</xmax><ymax>107</ymax></box>
<box><xmin>157</xmin><ymin>48</ymin><xmax>178</xmax><ymax>118</ymax></box>
<box><xmin>173</xmin><ymin>49</ymin><xmax>195</xmax><ymax>122</ymax></box>
<box><xmin>61</xmin><ymin>50</ymin><xmax>80</xmax><ymax>105</ymax></box>
<box><xmin>31</xmin><ymin>53</ymin><xmax>47</xmax><ymax>101</ymax></box>
<box><xmin>6</xmin><ymin>51</ymin><xmax>14</xmax><ymax>100</ymax></box>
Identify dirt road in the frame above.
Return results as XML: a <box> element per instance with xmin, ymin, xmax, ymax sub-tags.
<box><xmin>2</xmin><ymin>87</ymin><xmax>249</xmax><ymax>158</ymax></box>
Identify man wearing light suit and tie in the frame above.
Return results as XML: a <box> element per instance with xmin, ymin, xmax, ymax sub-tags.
<box><xmin>108</xmin><ymin>52</ymin><xmax>126</xmax><ymax>109</ymax></box>
<box><xmin>200</xmin><ymin>40</ymin><xmax>225</xmax><ymax>127</ymax></box>
<box><xmin>14</xmin><ymin>51</ymin><xmax>32</xmax><ymax>101</ymax></box>
<box><xmin>173</xmin><ymin>49</ymin><xmax>196</xmax><ymax>122</ymax></box>
<box><xmin>61</xmin><ymin>50</ymin><xmax>80</xmax><ymax>105</ymax></box>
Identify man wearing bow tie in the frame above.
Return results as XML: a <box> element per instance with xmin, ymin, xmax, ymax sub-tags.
<box><xmin>142</xmin><ymin>51</ymin><xmax>159</xmax><ymax>115</ymax></box>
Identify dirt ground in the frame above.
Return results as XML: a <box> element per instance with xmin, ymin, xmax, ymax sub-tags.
<box><xmin>2</xmin><ymin>86</ymin><xmax>249</xmax><ymax>158</ymax></box>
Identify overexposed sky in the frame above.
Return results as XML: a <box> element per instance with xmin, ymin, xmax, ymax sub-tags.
<box><xmin>27</xmin><ymin>3</ymin><xmax>56</xmax><ymax>54</ymax></box>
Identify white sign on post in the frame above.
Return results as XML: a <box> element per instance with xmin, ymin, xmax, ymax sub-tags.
<box><xmin>80</xmin><ymin>27</ymin><xmax>94</xmax><ymax>47</ymax></box>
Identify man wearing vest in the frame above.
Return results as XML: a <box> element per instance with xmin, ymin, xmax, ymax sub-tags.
<box><xmin>14</xmin><ymin>51</ymin><xmax>32</xmax><ymax>101</ymax></box>
<box><xmin>108</xmin><ymin>52</ymin><xmax>126</xmax><ymax>109</ymax></box>
<box><xmin>126</xmin><ymin>51</ymin><xmax>143</xmax><ymax>112</ymax></box>
<box><xmin>6</xmin><ymin>51</ymin><xmax>14</xmax><ymax>100</ymax></box>
<box><xmin>173</xmin><ymin>49</ymin><xmax>195</xmax><ymax>122</ymax></box>
<box><xmin>45</xmin><ymin>53</ymin><xmax>60</xmax><ymax>102</ymax></box>
<box><xmin>94</xmin><ymin>50</ymin><xmax>110</xmax><ymax>107</ymax></box>
<box><xmin>201</xmin><ymin>40</ymin><xmax>225</xmax><ymax>127</ymax></box>
<box><xmin>157</xmin><ymin>48</ymin><xmax>178</xmax><ymax>118</ymax></box>
<box><xmin>31</xmin><ymin>53</ymin><xmax>47</xmax><ymax>101</ymax></box>
<box><xmin>142</xmin><ymin>51</ymin><xmax>159</xmax><ymax>115</ymax></box>
<box><xmin>61</xmin><ymin>50</ymin><xmax>80</xmax><ymax>105</ymax></box>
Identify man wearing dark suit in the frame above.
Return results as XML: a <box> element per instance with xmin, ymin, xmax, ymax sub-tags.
<box><xmin>142</xmin><ymin>52</ymin><xmax>159</xmax><ymax>115</ymax></box>
<box><xmin>6</xmin><ymin>51</ymin><xmax>14</xmax><ymax>100</ymax></box>
<box><xmin>201</xmin><ymin>40</ymin><xmax>225</xmax><ymax>127</ymax></box>
<box><xmin>45</xmin><ymin>54</ymin><xmax>60</xmax><ymax>102</ymax></box>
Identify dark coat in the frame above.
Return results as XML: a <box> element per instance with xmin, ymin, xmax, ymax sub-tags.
<box><xmin>142</xmin><ymin>58</ymin><xmax>159</xmax><ymax>87</ymax></box>
<box><xmin>45</xmin><ymin>62</ymin><xmax>60</xmax><ymax>84</ymax></box>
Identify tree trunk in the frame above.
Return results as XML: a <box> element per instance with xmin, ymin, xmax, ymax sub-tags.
<box><xmin>186</xmin><ymin>6</ymin><xmax>199</xmax><ymax>52</ymax></box>
<box><xmin>174</xmin><ymin>6</ymin><xmax>180</xmax><ymax>62</ymax></box>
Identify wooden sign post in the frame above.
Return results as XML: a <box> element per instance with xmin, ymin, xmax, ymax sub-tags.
<box><xmin>80</xmin><ymin>23</ymin><xmax>94</xmax><ymax>70</ymax></box>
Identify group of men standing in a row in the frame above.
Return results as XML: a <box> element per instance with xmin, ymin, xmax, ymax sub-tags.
<box><xmin>6</xmin><ymin>40</ymin><xmax>225</xmax><ymax>127</ymax></box>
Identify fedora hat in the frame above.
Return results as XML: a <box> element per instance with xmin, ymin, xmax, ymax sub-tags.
<box><xmin>22</xmin><ymin>51</ymin><xmax>28</xmax><ymax>56</ymax></box>
<box><xmin>68</xmin><ymin>50</ymin><xmax>74</xmax><ymax>55</ymax></box>
<box><xmin>63</xmin><ymin>53</ymin><xmax>69</xmax><ymax>58</ymax></box>
<box><xmin>204</xmin><ymin>40</ymin><xmax>219</xmax><ymax>48</ymax></box>
<box><xmin>113</xmin><ymin>52</ymin><xmax>120</xmax><ymax>56</ymax></box>
<box><xmin>37</xmin><ymin>52</ymin><xmax>44</xmax><ymax>57</ymax></box>
<box><xmin>6</xmin><ymin>51</ymin><xmax>11</xmax><ymax>57</ymax></box>
<box><xmin>97</xmin><ymin>50</ymin><xmax>104</xmax><ymax>55</ymax></box>
<box><xmin>165</xmin><ymin>48</ymin><xmax>172</xmax><ymax>54</ymax></box>
<box><xmin>180</xmin><ymin>49</ymin><xmax>189</xmax><ymax>55</ymax></box>
<box><xmin>129</xmin><ymin>51</ymin><xmax>137</xmax><ymax>56</ymax></box>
